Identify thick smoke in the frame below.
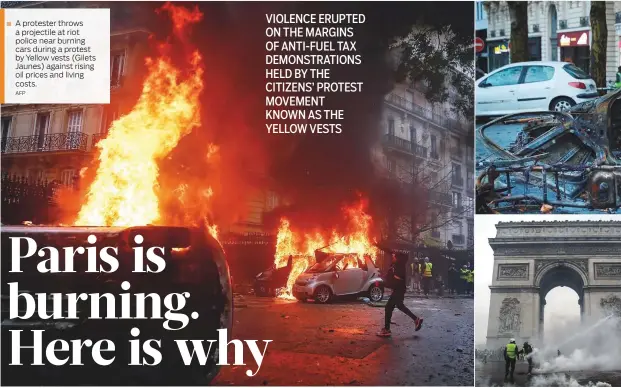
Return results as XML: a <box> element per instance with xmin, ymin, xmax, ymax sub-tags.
<box><xmin>154</xmin><ymin>1</ymin><xmax>474</xmax><ymax>233</ymax></box>
<box><xmin>533</xmin><ymin>316</ymin><xmax>621</xmax><ymax>373</ymax></box>
<box><xmin>56</xmin><ymin>2</ymin><xmax>473</xmax><ymax>232</ymax></box>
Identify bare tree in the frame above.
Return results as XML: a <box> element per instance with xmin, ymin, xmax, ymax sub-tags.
<box><xmin>484</xmin><ymin>1</ymin><xmax>529</xmax><ymax>63</ymax></box>
<box><xmin>590</xmin><ymin>1</ymin><xmax>608</xmax><ymax>87</ymax></box>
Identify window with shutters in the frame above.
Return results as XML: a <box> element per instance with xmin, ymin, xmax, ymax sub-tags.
<box><xmin>67</xmin><ymin>110</ymin><xmax>83</xmax><ymax>133</ymax></box>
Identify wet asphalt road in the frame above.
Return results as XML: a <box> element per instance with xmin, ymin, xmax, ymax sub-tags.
<box><xmin>213</xmin><ymin>293</ymin><xmax>474</xmax><ymax>386</ymax></box>
<box><xmin>475</xmin><ymin>361</ymin><xmax>621</xmax><ymax>387</ymax></box>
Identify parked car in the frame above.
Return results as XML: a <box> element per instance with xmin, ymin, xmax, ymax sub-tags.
<box><xmin>476</xmin><ymin>61</ymin><xmax>599</xmax><ymax>117</ymax></box>
<box><xmin>292</xmin><ymin>253</ymin><xmax>383</xmax><ymax>304</ymax></box>
<box><xmin>254</xmin><ymin>255</ymin><xmax>293</xmax><ymax>296</ymax></box>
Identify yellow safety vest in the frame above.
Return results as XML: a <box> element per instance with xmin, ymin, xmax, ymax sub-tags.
<box><xmin>506</xmin><ymin>343</ymin><xmax>517</xmax><ymax>359</ymax></box>
<box><xmin>467</xmin><ymin>271</ymin><xmax>474</xmax><ymax>283</ymax></box>
<box><xmin>423</xmin><ymin>262</ymin><xmax>432</xmax><ymax>277</ymax></box>
<box><xmin>460</xmin><ymin>268</ymin><xmax>469</xmax><ymax>280</ymax></box>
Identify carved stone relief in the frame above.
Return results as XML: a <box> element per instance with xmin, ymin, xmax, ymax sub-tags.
<box><xmin>498</xmin><ymin>264</ymin><xmax>529</xmax><ymax>280</ymax></box>
<box><xmin>498</xmin><ymin>298</ymin><xmax>521</xmax><ymax>334</ymax></box>
<box><xmin>495</xmin><ymin>245</ymin><xmax>621</xmax><ymax>257</ymax></box>
<box><xmin>594</xmin><ymin>264</ymin><xmax>621</xmax><ymax>279</ymax></box>
<box><xmin>600</xmin><ymin>295</ymin><xmax>621</xmax><ymax>318</ymax></box>
<box><xmin>534</xmin><ymin>259</ymin><xmax>588</xmax><ymax>282</ymax></box>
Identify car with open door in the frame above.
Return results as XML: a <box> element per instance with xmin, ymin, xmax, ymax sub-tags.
<box><xmin>292</xmin><ymin>252</ymin><xmax>383</xmax><ymax>304</ymax></box>
<box><xmin>254</xmin><ymin>255</ymin><xmax>294</xmax><ymax>296</ymax></box>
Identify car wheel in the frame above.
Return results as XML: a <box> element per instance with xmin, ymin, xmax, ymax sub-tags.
<box><xmin>368</xmin><ymin>285</ymin><xmax>384</xmax><ymax>302</ymax></box>
<box><xmin>550</xmin><ymin>97</ymin><xmax>575</xmax><ymax>112</ymax></box>
<box><xmin>314</xmin><ymin>285</ymin><xmax>332</xmax><ymax>304</ymax></box>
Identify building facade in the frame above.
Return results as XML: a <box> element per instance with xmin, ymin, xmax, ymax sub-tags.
<box><xmin>378</xmin><ymin>81</ymin><xmax>474</xmax><ymax>251</ymax></box>
<box><xmin>1</xmin><ymin>1</ymin><xmax>152</xmax><ymax>186</ymax></box>
<box><xmin>486</xmin><ymin>1</ymin><xmax>621</xmax><ymax>83</ymax></box>
<box><xmin>476</xmin><ymin>1</ymin><xmax>489</xmax><ymax>73</ymax></box>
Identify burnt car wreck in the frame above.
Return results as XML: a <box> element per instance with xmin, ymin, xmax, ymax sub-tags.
<box><xmin>476</xmin><ymin>88</ymin><xmax>621</xmax><ymax>213</ymax></box>
<box><xmin>1</xmin><ymin>225</ymin><xmax>232</xmax><ymax>385</ymax></box>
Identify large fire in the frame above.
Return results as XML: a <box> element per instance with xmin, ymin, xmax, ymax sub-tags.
<box><xmin>73</xmin><ymin>4</ymin><xmax>218</xmax><ymax>238</ymax></box>
<box><xmin>273</xmin><ymin>199</ymin><xmax>379</xmax><ymax>298</ymax></box>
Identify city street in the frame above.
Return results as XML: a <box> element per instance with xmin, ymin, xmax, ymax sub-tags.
<box><xmin>475</xmin><ymin>361</ymin><xmax>621</xmax><ymax>387</ymax></box>
<box><xmin>213</xmin><ymin>294</ymin><xmax>474</xmax><ymax>386</ymax></box>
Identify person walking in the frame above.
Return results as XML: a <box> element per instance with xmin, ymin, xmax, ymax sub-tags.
<box><xmin>421</xmin><ymin>257</ymin><xmax>433</xmax><ymax>297</ymax></box>
<box><xmin>504</xmin><ymin>338</ymin><xmax>519</xmax><ymax>383</ymax></box>
<box><xmin>377</xmin><ymin>252</ymin><xmax>423</xmax><ymax>337</ymax></box>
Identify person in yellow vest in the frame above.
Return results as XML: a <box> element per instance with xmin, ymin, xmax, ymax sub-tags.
<box><xmin>459</xmin><ymin>265</ymin><xmax>470</xmax><ymax>295</ymax></box>
<box><xmin>504</xmin><ymin>338</ymin><xmax>520</xmax><ymax>383</ymax></box>
<box><xmin>467</xmin><ymin>269</ymin><xmax>474</xmax><ymax>296</ymax></box>
<box><xmin>422</xmin><ymin>257</ymin><xmax>433</xmax><ymax>297</ymax></box>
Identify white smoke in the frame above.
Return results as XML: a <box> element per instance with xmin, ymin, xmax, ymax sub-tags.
<box><xmin>533</xmin><ymin>316</ymin><xmax>621</xmax><ymax>373</ymax></box>
<box><xmin>530</xmin><ymin>374</ymin><xmax>611</xmax><ymax>387</ymax></box>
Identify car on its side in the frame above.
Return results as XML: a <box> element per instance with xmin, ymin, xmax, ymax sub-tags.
<box><xmin>292</xmin><ymin>253</ymin><xmax>383</xmax><ymax>304</ymax></box>
<box><xmin>476</xmin><ymin>61</ymin><xmax>599</xmax><ymax>117</ymax></box>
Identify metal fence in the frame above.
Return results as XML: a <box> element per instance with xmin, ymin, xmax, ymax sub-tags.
<box><xmin>1</xmin><ymin>174</ymin><xmax>62</xmax><ymax>225</ymax></box>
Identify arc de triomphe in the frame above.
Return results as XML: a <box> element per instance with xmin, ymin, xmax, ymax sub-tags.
<box><xmin>485</xmin><ymin>221</ymin><xmax>621</xmax><ymax>348</ymax></box>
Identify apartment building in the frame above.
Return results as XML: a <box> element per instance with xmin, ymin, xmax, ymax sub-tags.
<box><xmin>486</xmin><ymin>1</ymin><xmax>621</xmax><ymax>82</ymax></box>
<box><xmin>378</xmin><ymin>80</ymin><xmax>474</xmax><ymax>250</ymax></box>
<box><xmin>1</xmin><ymin>1</ymin><xmax>152</xmax><ymax>185</ymax></box>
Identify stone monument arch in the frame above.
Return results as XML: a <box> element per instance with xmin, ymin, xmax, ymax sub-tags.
<box><xmin>485</xmin><ymin>221</ymin><xmax>621</xmax><ymax>348</ymax></box>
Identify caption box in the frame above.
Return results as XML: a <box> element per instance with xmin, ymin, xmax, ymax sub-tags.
<box><xmin>2</xmin><ymin>8</ymin><xmax>110</xmax><ymax>104</ymax></box>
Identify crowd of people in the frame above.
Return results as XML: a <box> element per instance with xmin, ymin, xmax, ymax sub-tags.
<box><xmin>407</xmin><ymin>257</ymin><xmax>474</xmax><ymax>296</ymax></box>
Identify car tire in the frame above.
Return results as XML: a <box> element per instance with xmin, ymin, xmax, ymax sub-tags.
<box><xmin>313</xmin><ymin>285</ymin><xmax>332</xmax><ymax>304</ymax></box>
<box><xmin>368</xmin><ymin>285</ymin><xmax>384</xmax><ymax>302</ymax></box>
<box><xmin>550</xmin><ymin>97</ymin><xmax>575</xmax><ymax>112</ymax></box>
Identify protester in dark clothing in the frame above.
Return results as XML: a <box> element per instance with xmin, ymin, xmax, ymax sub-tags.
<box><xmin>523</xmin><ymin>342</ymin><xmax>534</xmax><ymax>374</ymax></box>
<box><xmin>448</xmin><ymin>263</ymin><xmax>458</xmax><ymax>294</ymax></box>
<box><xmin>378</xmin><ymin>252</ymin><xmax>424</xmax><ymax>337</ymax></box>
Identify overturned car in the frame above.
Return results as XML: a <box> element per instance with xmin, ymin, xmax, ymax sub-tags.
<box><xmin>1</xmin><ymin>225</ymin><xmax>232</xmax><ymax>385</ymax></box>
<box><xmin>476</xmin><ymin>88</ymin><xmax>621</xmax><ymax>213</ymax></box>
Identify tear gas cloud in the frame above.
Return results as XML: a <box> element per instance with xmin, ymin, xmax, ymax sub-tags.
<box><xmin>534</xmin><ymin>316</ymin><xmax>621</xmax><ymax>373</ymax></box>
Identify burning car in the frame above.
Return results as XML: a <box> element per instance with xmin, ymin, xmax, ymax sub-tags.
<box><xmin>292</xmin><ymin>252</ymin><xmax>383</xmax><ymax>304</ymax></box>
<box><xmin>254</xmin><ymin>255</ymin><xmax>294</xmax><ymax>296</ymax></box>
<box><xmin>1</xmin><ymin>225</ymin><xmax>232</xmax><ymax>385</ymax></box>
<box><xmin>476</xmin><ymin>87</ymin><xmax>621</xmax><ymax>213</ymax></box>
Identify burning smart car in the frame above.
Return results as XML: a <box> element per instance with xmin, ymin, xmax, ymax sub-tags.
<box><xmin>292</xmin><ymin>252</ymin><xmax>383</xmax><ymax>304</ymax></box>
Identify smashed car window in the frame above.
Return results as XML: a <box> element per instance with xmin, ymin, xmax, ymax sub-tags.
<box><xmin>563</xmin><ymin>64</ymin><xmax>589</xmax><ymax>80</ymax></box>
<box><xmin>484</xmin><ymin>67</ymin><xmax>522</xmax><ymax>87</ymax></box>
<box><xmin>523</xmin><ymin>66</ymin><xmax>555</xmax><ymax>84</ymax></box>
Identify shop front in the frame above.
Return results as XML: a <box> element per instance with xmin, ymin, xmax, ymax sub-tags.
<box><xmin>558</xmin><ymin>30</ymin><xmax>590</xmax><ymax>74</ymax></box>
<box><xmin>488</xmin><ymin>39</ymin><xmax>510</xmax><ymax>72</ymax></box>
<box><xmin>487</xmin><ymin>37</ymin><xmax>542</xmax><ymax>72</ymax></box>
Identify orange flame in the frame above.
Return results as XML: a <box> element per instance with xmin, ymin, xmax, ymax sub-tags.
<box><xmin>274</xmin><ymin>199</ymin><xmax>378</xmax><ymax>298</ymax></box>
<box><xmin>73</xmin><ymin>4</ymin><xmax>219</xmax><ymax>240</ymax></box>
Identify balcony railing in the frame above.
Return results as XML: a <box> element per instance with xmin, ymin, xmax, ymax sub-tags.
<box><xmin>428</xmin><ymin>190</ymin><xmax>452</xmax><ymax>207</ymax></box>
<box><xmin>452</xmin><ymin>176</ymin><xmax>464</xmax><ymax>187</ymax></box>
<box><xmin>384</xmin><ymin>93</ymin><xmax>471</xmax><ymax>133</ymax></box>
<box><xmin>383</xmin><ymin>134</ymin><xmax>427</xmax><ymax>158</ymax></box>
<box><xmin>2</xmin><ymin>132</ymin><xmax>89</xmax><ymax>154</ymax></box>
<box><xmin>92</xmin><ymin>132</ymin><xmax>106</xmax><ymax>147</ymax></box>
<box><xmin>452</xmin><ymin>234</ymin><xmax>465</xmax><ymax>245</ymax></box>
